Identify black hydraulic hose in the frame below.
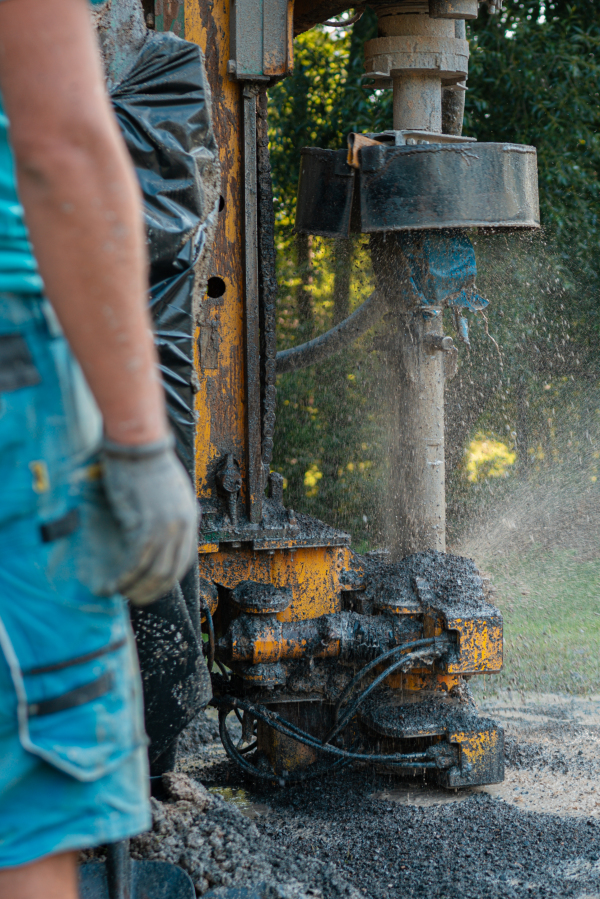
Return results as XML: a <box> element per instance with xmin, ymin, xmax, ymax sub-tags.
<box><xmin>238</xmin><ymin>740</ymin><xmax>258</xmax><ymax>755</ymax></box>
<box><xmin>332</xmin><ymin>638</ymin><xmax>442</xmax><ymax>724</ymax></box>
<box><xmin>219</xmin><ymin>703</ymin><xmax>441</xmax><ymax>780</ymax></box>
<box><xmin>202</xmin><ymin>597</ymin><xmax>215</xmax><ymax>672</ymax></box>
<box><xmin>217</xmin><ymin>700</ymin><xmax>324</xmax><ymax>752</ymax></box>
<box><xmin>216</xmin><ymin>697</ymin><xmax>441</xmax><ymax>767</ymax></box>
<box><xmin>275</xmin><ymin>290</ymin><xmax>388</xmax><ymax>374</ymax></box>
<box><xmin>215</xmin><ymin>637</ymin><xmax>452</xmax><ymax>782</ymax></box>
<box><xmin>326</xmin><ymin>642</ymin><xmax>448</xmax><ymax>743</ymax></box>
<box><xmin>218</xmin><ymin>706</ymin><xmax>351</xmax><ymax>783</ymax></box>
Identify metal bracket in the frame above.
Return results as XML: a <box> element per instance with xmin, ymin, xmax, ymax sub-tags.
<box><xmin>229</xmin><ymin>0</ymin><xmax>294</xmax><ymax>81</ymax></box>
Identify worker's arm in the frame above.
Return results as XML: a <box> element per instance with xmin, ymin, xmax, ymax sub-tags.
<box><xmin>0</xmin><ymin>0</ymin><xmax>197</xmax><ymax>604</ymax></box>
<box><xmin>0</xmin><ymin>0</ymin><xmax>164</xmax><ymax>446</ymax></box>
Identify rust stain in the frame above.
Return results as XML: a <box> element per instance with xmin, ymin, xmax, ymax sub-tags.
<box><xmin>186</xmin><ymin>0</ymin><xmax>248</xmax><ymax>504</ymax></box>
<box><xmin>198</xmin><ymin>544</ymin><xmax>343</xmax><ymax>621</ymax></box>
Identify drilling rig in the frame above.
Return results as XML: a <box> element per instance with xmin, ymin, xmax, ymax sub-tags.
<box><xmin>109</xmin><ymin>0</ymin><xmax>539</xmax><ymax>786</ymax></box>
<box><xmin>189</xmin><ymin>0</ymin><xmax>539</xmax><ymax>787</ymax></box>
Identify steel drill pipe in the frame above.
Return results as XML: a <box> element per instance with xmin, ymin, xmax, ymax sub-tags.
<box><xmin>371</xmin><ymin>234</ymin><xmax>448</xmax><ymax>558</ymax></box>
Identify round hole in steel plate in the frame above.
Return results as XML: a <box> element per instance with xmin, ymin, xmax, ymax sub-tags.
<box><xmin>207</xmin><ymin>276</ymin><xmax>226</xmax><ymax>299</ymax></box>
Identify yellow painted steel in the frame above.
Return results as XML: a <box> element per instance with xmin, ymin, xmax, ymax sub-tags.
<box><xmin>423</xmin><ymin>610</ymin><xmax>503</xmax><ymax>674</ymax></box>
<box><xmin>281</xmin><ymin>634</ymin><xmax>340</xmax><ymax>660</ymax></box>
<box><xmin>186</xmin><ymin>0</ymin><xmax>358</xmax><ymax>674</ymax></box>
<box><xmin>185</xmin><ymin>0</ymin><xmax>248</xmax><ymax>504</ymax></box>
<box><xmin>444</xmin><ymin>616</ymin><xmax>503</xmax><ymax>675</ymax></box>
<box><xmin>449</xmin><ymin>727</ymin><xmax>504</xmax><ymax>784</ymax></box>
<box><xmin>198</xmin><ymin>544</ymin><xmax>346</xmax><ymax>621</ymax></box>
<box><xmin>385</xmin><ymin>671</ymin><xmax>461</xmax><ymax>692</ymax></box>
<box><xmin>230</xmin><ymin>626</ymin><xmax>341</xmax><ymax>663</ymax></box>
<box><xmin>184</xmin><ymin>0</ymin><xmax>502</xmax><ymax>784</ymax></box>
<box><xmin>242</xmin><ymin>622</ymin><xmax>280</xmax><ymax>664</ymax></box>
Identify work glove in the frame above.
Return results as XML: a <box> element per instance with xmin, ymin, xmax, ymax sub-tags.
<box><xmin>99</xmin><ymin>433</ymin><xmax>198</xmax><ymax>606</ymax></box>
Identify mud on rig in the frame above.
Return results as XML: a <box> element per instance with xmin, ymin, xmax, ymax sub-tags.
<box><xmin>96</xmin><ymin>0</ymin><xmax>537</xmax><ymax>853</ymax></box>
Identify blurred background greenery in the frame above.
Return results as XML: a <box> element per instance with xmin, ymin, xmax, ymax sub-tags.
<box><xmin>267</xmin><ymin>0</ymin><xmax>600</xmax><ymax>692</ymax></box>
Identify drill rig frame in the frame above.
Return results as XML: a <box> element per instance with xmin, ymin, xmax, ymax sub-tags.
<box><xmin>142</xmin><ymin>0</ymin><xmax>540</xmax><ymax>787</ymax></box>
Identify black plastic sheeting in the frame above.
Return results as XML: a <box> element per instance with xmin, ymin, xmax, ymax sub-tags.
<box><xmin>109</xmin><ymin>30</ymin><xmax>218</xmax><ymax>761</ymax></box>
<box><xmin>129</xmin><ymin>573</ymin><xmax>211</xmax><ymax>763</ymax></box>
<box><xmin>110</xmin><ymin>30</ymin><xmax>218</xmax><ymax>477</ymax></box>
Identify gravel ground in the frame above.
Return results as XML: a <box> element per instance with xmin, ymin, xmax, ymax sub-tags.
<box><xmin>252</xmin><ymin>776</ymin><xmax>600</xmax><ymax>899</ymax></box>
<box><xmin>130</xmin><ymin>773</ymin><xmax>361</xmax><ymax>899</ymax></box>
<box><xmin>121</xmin><ymin>694</ymin><xmax>600</xmax><ymax>899</ymax></box>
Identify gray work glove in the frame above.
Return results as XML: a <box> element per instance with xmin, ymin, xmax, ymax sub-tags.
<box><xmin>100</xmin><ymin>434</ymin><xmax>198</xmax><ymax>606</ymax></box>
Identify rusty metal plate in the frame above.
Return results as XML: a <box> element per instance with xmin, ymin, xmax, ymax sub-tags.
<box><xmin>440</xmin><ymin>724</ymin><xmax>505</xmax><ymax>788</ymax></box>
<box><xmin>230</xmin><ymin>0</ymin><xmax>293</xmax><ymax>79</ymax></box>
<box><xmin>360</xmin><ymin>692</ymin><xmax>505</xmax><ymax>786</ymax></box>
<box><xmin>295</xmin><ymin>148</ymin><xmax>355</xmax><ymax>239</ymax></box>
<box><xmin>295</xmin><ymin>142</ymin><xmax>540</xmax><ymax>236</ymax></box>
<box><xmin>358</xmin><ymin>141</ymin><xmax>540</xmax><ymax>231</ymax></box>
<box><xmin>360</xmin><ymin>691</ymin><xmax>476</xmax><ymax>738</ymax></box>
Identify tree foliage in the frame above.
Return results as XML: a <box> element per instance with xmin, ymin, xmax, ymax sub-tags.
<box><xmin>466</xmin><ymin>0</ymin><xmax>600</xmax><ymax>308</ymax></box>
<box><xmin>267</xmin><ymin>1</ymin><xmax>600</xmax><ymax>546</ymax></box>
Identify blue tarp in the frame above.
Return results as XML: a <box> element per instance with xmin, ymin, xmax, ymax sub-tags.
<box><xmin>398</xmin><ymin>230</ymin><xmax>488</xmax><ymax>314</ymax></box>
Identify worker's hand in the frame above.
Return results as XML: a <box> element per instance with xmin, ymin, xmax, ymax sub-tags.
<box><xmin>100</xmin><ymin>435</ymin><xmax>198</xmax><ymax>606</ymax></box>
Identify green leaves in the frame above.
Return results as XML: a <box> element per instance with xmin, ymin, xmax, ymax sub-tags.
<box><xmin>466</xmin><ymin>1</ymin><xmax>600</xmax><ymax>287</ymax></box>
<box><xmin>268</xmin><ymin>10</ymin><xmax>387</xmax><ymax>227</ymax></box>
<box><xmin>267</xmin><ymin>1</ymin><xmax>600</xmax><ymax>547</ymax></box>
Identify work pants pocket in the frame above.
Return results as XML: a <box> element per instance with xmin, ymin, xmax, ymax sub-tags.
<box><xmin>0</xmin><ymin>297</ymin><xmax>147</xmax><ymax>781</ymax></box>
<box><xmin>22</xmin><ymin>629</ymin><xmax>146</xmax><ymax>781</ymax></box>
<box><xmin>0</xmin><ymin>593</ymin><xmax>147</xmax><ymax>781</ymax></box>
<box><xmin>0</xmin><ymin>305</ymin><xmax>101</xmax><ymax>528</ymax></box>
<box><xmin>0</xmin><ymin>298</ymin><xmax>124</xmax><ymax>598</ymax></box>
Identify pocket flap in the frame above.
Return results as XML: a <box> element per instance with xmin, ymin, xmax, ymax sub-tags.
<box><xmin>0</xmin><ymin>620</ymin><xmax>147</xmax><ymax>782</ymax></box>
<box><xmin>0</xmin><ymin>333</ymin><xmax>41</xmax><ymax>392</ymax></box>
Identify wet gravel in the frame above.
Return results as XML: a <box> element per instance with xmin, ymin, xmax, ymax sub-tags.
<box><xmin>124</xmin><ymin>698</ymin><xmax>600</xmax><ymax>899</ymax></box>
<box><xmin>130</xmin><ymin>773</ymin><xmax>361</xmax><ymax>899</ymax></box>
<box><xmin>505</xmin><ymin>727</ymin><xmax>600</xmax><ymax>777</ymax></box>
<box><xmin>250</xmin><ymin>770</ymin><xmax>600</xmax><ymax>899</ymax></box>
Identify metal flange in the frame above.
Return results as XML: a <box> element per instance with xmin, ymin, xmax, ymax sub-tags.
<box><xmin>429</xmin><ymin>0</ymin><xmax>479</xmax><ymax>17</ymax></box>
<box><xmin>364</xmin><ymin>34</ymin><xmax>469</xmax><ymax>86</ymax></box>
<box><xmin>358</xmin><ymin>141</ymin><xmax>539</xmax><ymax>231</ymax></box>
<box><xmin>295</xmin><ymin>142</ymin><xmax>540</xmax><ymax>237</ymax></box>
<box><xmin>231</xmin><ymin>580</ymin><xmax>293</xmax><ymax>614</ymax></box>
